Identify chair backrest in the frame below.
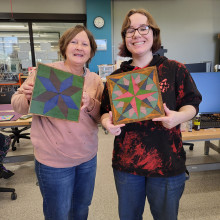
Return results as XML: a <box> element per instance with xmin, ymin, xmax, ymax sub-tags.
<box><xmin>0</xmin><ymin>90</ymin><xmax>15</xmax><ymax>104</ymax></box>
<box><xmin>0</xmin><ymin>72</ymin><xmax>22</xmax><ymax>104</ymax></box>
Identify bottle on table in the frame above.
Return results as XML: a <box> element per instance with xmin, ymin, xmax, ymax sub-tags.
<box><xmin>194</xmin><ymin>114</ymin><xmax>201</xmax><ymax>131</ymax></box>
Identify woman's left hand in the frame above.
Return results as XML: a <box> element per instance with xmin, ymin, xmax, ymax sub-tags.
<box><xmin>152</xmin><ymin>103</ymin><xmax>180</xmax><ymax>129</ymax></box>
<box><xmin>81</xmin><ymin>92</ymin><xmax>94</xmax><ymax>111</ymax></box>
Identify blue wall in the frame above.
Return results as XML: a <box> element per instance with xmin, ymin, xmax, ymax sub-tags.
<box><xmin>86</xmin><ymin>0</ymin><xmax>112</xmax><ymax>73</ymax></box>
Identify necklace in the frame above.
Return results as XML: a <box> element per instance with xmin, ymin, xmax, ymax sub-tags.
<box><xmin>82</xmin><ymin>66</ymin><xmax>87</xmax><ymax>77</ymax></box>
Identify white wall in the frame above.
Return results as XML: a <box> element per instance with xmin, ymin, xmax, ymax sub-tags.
<box><xmin>1</xmin><ymin>0</ymin><xmax>219</xmax><ymax>69</ymax></box>
<box><xmin>112</xmin><ymin>0</ymin><xmax>220</xmax><ymax>69</ymax></box>
<box><xmin>0</xmin><ymin>0</ymin><xmax>86</xmax><ymax>13</ymax></box>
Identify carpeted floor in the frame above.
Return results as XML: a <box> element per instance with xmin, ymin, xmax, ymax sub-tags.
<box><xmin>0</xmin><ymin>128</ymin><xmax>220</xmax><ymax>220</ymax></box>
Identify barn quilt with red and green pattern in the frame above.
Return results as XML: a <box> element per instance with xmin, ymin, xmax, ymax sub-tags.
<box><xmin>106</xmin><ymin>66</ymin><xmax>164</xmax><ymax>125</ymax></box>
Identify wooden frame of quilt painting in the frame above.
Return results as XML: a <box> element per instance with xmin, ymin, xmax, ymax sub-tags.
<box><xmin>106</xmin><ymin>66</ymin><xmax>165</xmax><ymax>125</ymax></box>
<box><xmin>29</xmin><ymin>63</ymin><xmax>84</xmax><ymax>122</ymax></box>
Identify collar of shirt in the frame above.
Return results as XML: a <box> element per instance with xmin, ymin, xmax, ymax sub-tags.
<box><xmin>133</xmin><ymin>64</ymin><xmax>149</xmax><ymax>70</ymax></box>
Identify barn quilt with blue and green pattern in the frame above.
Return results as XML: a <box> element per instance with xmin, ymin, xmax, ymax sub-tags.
<box><xmin>29</xmin><ymin>63</ymin><xmax>84</xmax><ymax>122</ymax></box>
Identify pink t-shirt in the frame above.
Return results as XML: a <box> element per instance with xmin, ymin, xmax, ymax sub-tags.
<box><xmin>11</xmin><ymin>61</ymin><xmax>104</xmax><ymax>168</ymax></box>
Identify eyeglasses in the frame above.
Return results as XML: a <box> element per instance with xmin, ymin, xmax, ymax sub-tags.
<box><xmin>125</xmin><ymin>25</ymin><xmax>151</xmax><ymax>38</ymax></box>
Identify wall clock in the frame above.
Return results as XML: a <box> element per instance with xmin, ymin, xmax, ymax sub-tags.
<box><xmin>94</xmin><ymin>16</ymin><xmax>105</xmax><ymax>28</ymax></box>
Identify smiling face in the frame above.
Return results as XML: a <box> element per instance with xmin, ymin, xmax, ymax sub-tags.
<box><xmin>125</xmin><ymin>13</ymin><xmax>153</xmax><ymax>60</ymax></box>
<box><xmin>65</xmin><ymin>31</ymin><xmax>91</xmax><ymax>66</ymax></box>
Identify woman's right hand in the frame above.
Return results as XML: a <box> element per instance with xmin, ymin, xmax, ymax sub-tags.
<box><xmin>102</xmin><ymin>111</ymin><xmax>125</xmax><ymax>136</ymax></box>
<box><xmin>21</xmin><ymin>82</ymin><xmax>34</xmax><ymax>101</ymax></box>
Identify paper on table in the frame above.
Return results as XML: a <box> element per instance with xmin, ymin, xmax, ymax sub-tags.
<box><xmin>0</xmin><ymin>114</ymin><xmax>14</xmax><ymax>121</ymax></box>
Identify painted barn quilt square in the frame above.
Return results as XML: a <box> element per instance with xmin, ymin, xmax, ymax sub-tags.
<box><xmin>29</xmin><ymin>63</ymin><xmax>84</xmax><ymax>122</ymax></box>
<box><xmin>106</xmin><ymin>66</ymin><xmax>164</xmax><ymax>125</ymax></box>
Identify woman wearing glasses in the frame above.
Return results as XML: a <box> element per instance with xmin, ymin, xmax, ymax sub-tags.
<box><xmin>100</xmin><ymin>9</ymin><xmax>201</xmax><ymax>220</ymax></box>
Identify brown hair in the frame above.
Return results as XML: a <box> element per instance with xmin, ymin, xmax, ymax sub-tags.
<box><xmin>118</xmin><ymin>9</ymin><xmax>161</xmax><ymax>57</ymax></box>
<box><xmin>59</xmin><ymin>25</ymin><xmax>97</xmax><ymax>63</ymax></box>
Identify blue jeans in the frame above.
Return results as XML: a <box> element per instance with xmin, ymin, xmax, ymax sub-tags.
<box><xmin>114</xmin><ymin>169</ymin><xmax>188</xmax><ymax>220</ymax></box>
<box><xmin>35</xmin><ymin>155</ymin><xmax>97</xmax><ymax>220</ymax></box>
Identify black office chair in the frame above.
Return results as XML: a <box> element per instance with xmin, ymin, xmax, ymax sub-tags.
<box><xmin>8</xmin><ymin>126</ymin><xmax>31</xmax><ymax>151</ymax></box>
<box><xmin>0</xmin><ymin>84</ymin><xmax>30</xmax><ymax>151</ymax></box>
<box><xmin>183</xmin><ymin>142</ymin><xmax>194</xmax><ymax>151</ymax></box>
<box><xmin>0</xmin><ymin>186</ymin><xmax>17</xmax><ymax>200</ymax></box>
<box><xmin>0</xmin><ymin>90</ymin><xmax>15</xmax><ymax>104</ymax></box>
<box><xmin>0</xmin><ymin>134</ymin><xmax>17</xmax><ymax>200</ymax></box>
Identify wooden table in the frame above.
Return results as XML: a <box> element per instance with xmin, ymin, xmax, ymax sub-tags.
<box><xmin>0</xmin><ymin>116</ymin><xmax>32</xmax><ymax>128</ymax></box>
<box><xmin>182</xmin><ymin>128</ymin><xmax>220</xmax><ymax>142</ymax></box>
<box><xmin>182</xmin><ymin>128</ymin><xmax>220</xmax><ymax>172</ymax></box>
<box><xmin>21</xmin><ymin>75</ymin><xmax>28</xmax><ymax>80</ymax></box>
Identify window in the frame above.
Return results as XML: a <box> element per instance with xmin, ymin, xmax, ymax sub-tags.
<box><xmin>0</xmin><ymin>13</ymin><xmax>86</xmax><ymax>75</ymax></box>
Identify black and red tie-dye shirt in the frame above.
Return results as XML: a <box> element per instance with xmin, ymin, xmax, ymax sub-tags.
<box><xmin>100</xmin><ymin>55</ymin><xmax>202</xmax><ymax>177</ymax></box>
